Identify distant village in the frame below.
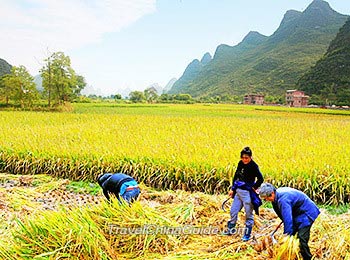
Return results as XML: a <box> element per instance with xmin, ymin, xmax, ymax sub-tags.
<box><xmin>243</xmin><ymin>90</ymin><xmax>349</xmax><ymax>109</ymax></box>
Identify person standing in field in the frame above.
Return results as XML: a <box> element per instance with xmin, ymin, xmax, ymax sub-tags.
<box><xmin>224</xmin><ymin>147</ymin><xmax>264</xmax><ymax>241</ymax></box>
<box><xmin>259</xmin><ymin>183</ymin><xmax>320</xmax><ymax>260</ymax></box>
<box><xmin>97</xmin><ymin>173</ymin><xmax>140</xmax><ymax>204</ymax></box>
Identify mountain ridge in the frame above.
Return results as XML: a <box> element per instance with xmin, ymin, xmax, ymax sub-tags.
<box><xmin>169</xmin><ymin>0</ymin><xmax>349</xmax><ymax>99</ymax></box>
<box><xmin>297</xmin><ymin>17</ymin><xmax>350</xmax><ymax>105</ymax></box>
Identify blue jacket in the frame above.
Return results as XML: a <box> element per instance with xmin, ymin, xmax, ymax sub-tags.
<box><xmin>231</xmin><ymin>180</ymin><xmax>262</xmax><ymax>215</ymax></box>
<box><xmin>98</xmin><ymin>173</ymin><xmax>135</xmax><ymax>201</ymax></box>
<box><xmin>272</xmin><ymin>187</ymin><xmax>320</xmax><ymax>235</ymax></box>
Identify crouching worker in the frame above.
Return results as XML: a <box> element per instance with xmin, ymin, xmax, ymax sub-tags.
<box><xmin>224</xmin><ymin>147</ymin><xmax>264</xmax><ymax>241</ymax></box>
<box><xmin>97</xmin><ymin>173</ymin><xmax>140</xmax><ymax>204</ymax></box>
<box><xmin>259</xmin><ymin>183</ymin><xmax>320</xmax><ymax>260</ymax></box>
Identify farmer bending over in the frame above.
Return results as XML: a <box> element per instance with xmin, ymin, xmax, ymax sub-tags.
<box><xmin>224</xmin><ymin>147</ymin><xmax>264</xmax><ymax>241</ymax></box>
<box><xmin>259</xmin><ymin>183</ymin><xmax>320</xmax><ymax>260</ymax></box>
<box><xmin>97</xmin><ymin>173</ymin><xmax>140</xmax><ymax>204</ymax></box>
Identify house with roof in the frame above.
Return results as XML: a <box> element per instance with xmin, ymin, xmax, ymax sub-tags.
<box><xmin>243</xmin><ymin>94</ymin><xmax>264</xmax><ymax>105</ymax></box>
<box><xmin>286</xmin><ymin>90</ymin><xmax>309</xmax><ymax>107</ymax></box>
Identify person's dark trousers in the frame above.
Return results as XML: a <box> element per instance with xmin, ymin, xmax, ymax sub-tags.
<box><xmin>297</xmin><ymin>225</ymin><xmax>312</xmax><ymax>260</ymax></box>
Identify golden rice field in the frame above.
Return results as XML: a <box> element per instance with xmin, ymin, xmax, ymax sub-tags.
<box><xmin>0</xmin><ymin>174</ymin><xmax>349</xmax><ymax>260</ymax></box>
<box><xmin>0</xmin><ymin>103</ymin><xmax>350</xmax><ymax>204</ymax></box>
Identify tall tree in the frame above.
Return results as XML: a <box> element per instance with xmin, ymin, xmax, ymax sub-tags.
<box><xmin>0</xmin><ymin>66</ymin><xmax>38</xmax><ymax>108</ymax></box>
<box><xmin>41</xmin><ymin>52</ymin><xmax>86</xmax><ymax>106</ymax></box>
<box><xmin>0</xmin><ymin>75</ymin><xmax>14</xmax><ymax>105</ymax></box>
<box><xmin>129</xmin><ymin>91</ymin><xmax>145</xmax><ymax>103</ymax></box>
<box><xmin>74</xmin><ymin>75</ymin><xmax>87</xmax><ymax>96</ymax></box>
<box><xmin>40</xmin><ymin>54</ymin><xmax>53</xmax><ymax>106</ymax></box>
<box><xmin>144</xmin><ymin>87</ymin><xmax>158</xmax><ymax>103</ymax></box>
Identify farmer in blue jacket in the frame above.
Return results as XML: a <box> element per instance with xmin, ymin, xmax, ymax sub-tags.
<box><xmin>259</xmin><ymin>183</ymin><xmax>320</xmax><ymax>260</ymax></box>
<box><xmin>224</xmin><ymin>147</ymin><xmax>264</xmax><ymax>241</ymax></box>
<box><xmin>97</xmin><ymin>173</ymin><xmax>140</xmax><ymax>204</ymax></box>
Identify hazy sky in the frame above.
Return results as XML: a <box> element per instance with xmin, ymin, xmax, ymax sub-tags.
<box><xmin>1</xmin><ymin>0</ymin><xmax>349</xmax><ymax>96</ymax></box>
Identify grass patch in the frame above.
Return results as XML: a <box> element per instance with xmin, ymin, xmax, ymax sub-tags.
<box><xmin>66</xmin><ymin>181</ymin><xmax>100</xmax><ymax>195</ymax></box>
<box><xmin>321</xmin><ymin>203</ymin><xmax>350</xmax><ymax>215</ymax></box>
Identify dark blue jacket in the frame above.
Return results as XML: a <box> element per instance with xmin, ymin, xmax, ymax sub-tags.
<box><xmin>98</xmin><ymin>173</ymin><xmax>135</xmax><ymax>200</ymax></box>
<box><xmin>231</xmin><ymin>180</ymin><xmax>262</xmax><ymax>215</ymax></box>
<box><xmin>272</xmin><ymin>187</ymin><xmax>320</xmax><ymax>235</ymax></box>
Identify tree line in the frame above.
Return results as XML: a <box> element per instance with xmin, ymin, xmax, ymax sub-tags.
<box><xmin>0</xmin><ymin>52</ymin><xmax>86</xmax><ymax>109</ymax></box>
<box><xmin>128</xmin><ymin>89</ymin><xmax>194</xmax><ymax>103</ymax></box>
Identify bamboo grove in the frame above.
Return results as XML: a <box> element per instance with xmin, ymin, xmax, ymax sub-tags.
<box><xmin>0</xmin><ymin>103</ymin><xmax>349</xmax><ymax>205</ymax></box>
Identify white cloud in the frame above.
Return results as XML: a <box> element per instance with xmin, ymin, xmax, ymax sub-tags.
<box><xmin>0</xmin><ymin>0</ymin><xmax>156</xmax><ymax>74</ymax></box>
